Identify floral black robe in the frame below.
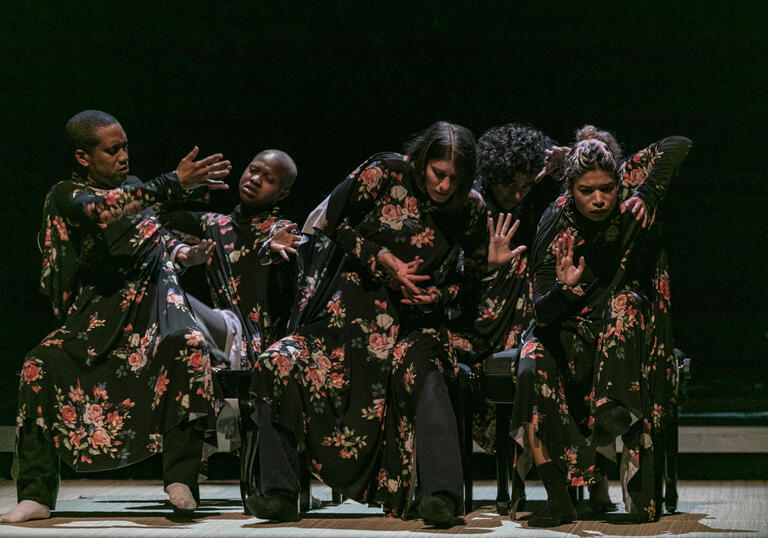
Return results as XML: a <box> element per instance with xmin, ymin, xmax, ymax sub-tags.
<box><xmin>463</xmin><ymin>178</ymin><xmax>562</xmax><ymax>451</ymax></box>
<box><xmin>17</xmin><ymin>173</ymin><xmax>222</xmax><ymax>470</ymax></box>
<box><xmin>165</xmin><ymin>206</ymin><xmax>295</xmax><ymax>369</ymax></box>
<box><xmin>251</xmin><ymin>153</ymin><xmax>488</xmax><ymax>516</ymax></box>
<box><xmin>511</xmin><ymin>136</ymin><xmax>691</xmax><ymax>521</ymax></box>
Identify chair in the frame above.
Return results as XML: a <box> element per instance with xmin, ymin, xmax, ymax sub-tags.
<box><xmin>481</xmin><ymin>349</ymin><xmax>528</xmax><ymax>515</ymax></box>
<box><xmin>214</xmin><ymin>369</ymin><xmax>259</xmax><ymax>512</ymax></box>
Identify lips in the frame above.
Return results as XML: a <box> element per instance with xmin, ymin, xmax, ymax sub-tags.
<box><xmin>241</xmin><ymin>182</ymin><xmax>258</xmax><ymax>197</ymax></box>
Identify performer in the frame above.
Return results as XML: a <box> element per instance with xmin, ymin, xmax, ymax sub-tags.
<box><xmin>250</xmin><ymin>122</ymin><xmax>489</xmax><ymax>527</ymax></box>
<box><xmin>511</xmin><ymin>126</ymin><xmax>691</xmax><ymax>526</ymax></box>
<box><xmin>1</xmin><ymin>110</ymin><xmax>231</xmax><ymax>523</ymax></box>
<box><xmin>165</xmin><ymin>149</ymin><xmax>299</xmax><ymax>370</ymax></box>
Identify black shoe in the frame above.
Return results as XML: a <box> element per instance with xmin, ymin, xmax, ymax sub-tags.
<box><xmin>418</xmin><ymin>493</ymin><xmax>464</xmax><ymax>528</ymax></box>
<box><xmin>528</xmin><ymin>501</ymin><xmax>577</xmax><ymax>527</ymax></box>
<box><xmin>246</xmin><ymin>493</ymin><xmax>300</xmax><ymax>522</ymax></box>
<box><xmin>591</xmin><ymin>402</ymin><xmax>631</xmax><ymax>446</ymax></box>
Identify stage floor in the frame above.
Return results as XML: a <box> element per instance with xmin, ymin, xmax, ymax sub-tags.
<box><xmin>1</xmin><ymin>479</ymin><xmax>766</xmax><ymax>537</ymax></box>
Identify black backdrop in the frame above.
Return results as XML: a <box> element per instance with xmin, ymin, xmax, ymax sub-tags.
<box><xmin>1</xmin><ymin>2</ymin><xmax>766</xmax><ymax>424</ymax></box>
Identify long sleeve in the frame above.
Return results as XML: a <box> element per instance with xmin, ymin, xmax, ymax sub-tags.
<box><xmin>324</xmin><ymin>155</ymin><xmax>399</xmax><ymax>277</ymax></box>
<box><xmin>619</xmin><ymin>136</ymin><xmax>692</xmax><ymax>211</ymax></box>
<box><xmin>531</xmin><ymin>243</ymin><xmax>587</xmax><ymax>325</ymax></box>
<box><xmin>59</xmin><ymin>173</ymin><xmax>184</xmax><ymax>226</ymax></box>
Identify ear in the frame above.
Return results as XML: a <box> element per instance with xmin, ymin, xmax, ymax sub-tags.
<box><xmin>74</xmin><ymin>149</ymin><xmax>91</xmax><ymax>169</ymax></box>
<box><xmin>277</xmin><ymin>188</ymin><xmax>291</xmax><ymax>201</ymax></box>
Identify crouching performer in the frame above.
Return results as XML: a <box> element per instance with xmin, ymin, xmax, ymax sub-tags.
<box><xmin>511</xmin><ymin>127</ymin><xmax>691</xmax><ymax>526</ymax></box>
<box><xmin>250</xmin><ymin>122</ymin><xmax>489</xmax><ymax>527</ymax></box>
<box><xmin>1</xmin><ymin>110</ymin><xmax>232</xmax><ymax>523</ymax></box>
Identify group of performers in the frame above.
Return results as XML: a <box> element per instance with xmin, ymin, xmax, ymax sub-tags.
<box><xmin>1</xmin><ymin>110</ymin><xmax>691</xmax><ymax>528</ymax></box>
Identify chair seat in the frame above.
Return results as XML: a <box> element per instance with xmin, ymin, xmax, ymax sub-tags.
<box><xmin>482</xmin><ymin>349</ymin><xmax>518</xmax><ymax>404</ymax></box>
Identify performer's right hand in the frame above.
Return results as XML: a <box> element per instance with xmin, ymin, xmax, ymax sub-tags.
<box><xmin>176</xmin><ymin>146</ymin><xmax>232</xmax><ymax>190</ymax></box>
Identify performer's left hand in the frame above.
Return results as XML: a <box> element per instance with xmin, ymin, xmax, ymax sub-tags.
<box><xmin>270</xmin><ymin>224</ymin><xmax>301</xmax><ymax>261</ymax></box>
<box><xmin>177</xmin><ymin>239</ymin><xmax>216</xmax><ymax>267</ymax></box>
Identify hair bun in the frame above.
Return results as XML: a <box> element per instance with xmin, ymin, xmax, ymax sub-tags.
<box><xmin>574</xmin><ymin>125</ymin><xmax>621</xmax><ymax>158</ymax></box>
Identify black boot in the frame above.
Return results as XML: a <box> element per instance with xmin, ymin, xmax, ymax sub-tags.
<box><xmin>246</xmin><ymin>492</ymin><xmax>300</xmax><ymax>522</ymax></box>
<box><xmin>419</xmin><ymin>492</ymin><xmax>464</xmax><ymax>528</ymax></box>
<box><xmin>587</xmin><ymin>474</ymin><xmax>616</xmax><ymax>514</ymax></box>
<box><xmin>528</xmin><ymin>462</ymin><xmax>577</xmax><ymax>527</ymax></box>
<box><xmin>591</xmin><ymin>401</ymin><xmax>631</xmax><ymax>446</ymax></box>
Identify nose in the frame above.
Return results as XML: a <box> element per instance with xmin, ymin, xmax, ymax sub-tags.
<box><xmin>437</xmin><ymin>177</ymin><xmax>451</xmax><ymax>193</ymax></box>
<box><xmin>118</xmin><ymin>147</ymin><xmax>128</xmax><ymax>162</ymax></box>
<box><xmin>593</xmin><ymin>192</ymin><xmax>605</xmax><ymax>207</ymax></box>
<box><xmin>251</xmin><ymin>173</ymin><xmax>261</xmax><ymax>186</ymax></box>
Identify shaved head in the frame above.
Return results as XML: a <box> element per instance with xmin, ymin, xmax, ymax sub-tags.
<box><xmin>255</xmin><ymin>149</ymin><xmax>297</xmax><ymax>189</ymax></box>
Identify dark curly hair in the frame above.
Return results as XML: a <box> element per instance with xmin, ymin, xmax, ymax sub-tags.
<box><xmin>476</xmin><ymin>123</ymin><xmax>553</xmax><ymax>185</ymax></box>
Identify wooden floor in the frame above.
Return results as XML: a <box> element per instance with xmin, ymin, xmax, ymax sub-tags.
<box><xmin>0</xmin><ymin>479</ymin><xmax>766</xmax><ymax>537</ymax></box>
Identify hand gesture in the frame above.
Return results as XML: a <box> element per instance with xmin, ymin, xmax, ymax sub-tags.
<box><xmin>176</xmin><ymin>239</ymin><xmax>216</xmax><ymax>267</ymax></box>
<box><xmin>554</xmin><ymin>232</ymin><xmax>585</xmax><ymax>287</ymax></box>
<box><xmin>400</xmin><ymin>285</ymin><xmax>439</xmax><ymax>306</ymax></box>
<box><xmin>620</xmin><ymin>194</ymin><xmax>649</xmax><ymax>227</ymax></box>
<box><xmin>376</xmin><ymin>251</ymin><xmax>430</xmax><ymax>297</ymax></box>
<box><xmin>269</xmin><ymin>224</ymin><xmax>301</xmax><ymax>261</ymax></box>
<box><xmin>487</xmin><ymin>213</ymin><xmax>527</xmax><ymax>271</ymax></box>
<box><xmin>175</xmin><ymin>146</ymin><xmax>232</xmax><ymax>190</ymax></box>
<box><xmin>535</xmin><ymin>145</ymin><xmax>571</xmax><ymax>182</ymax></box>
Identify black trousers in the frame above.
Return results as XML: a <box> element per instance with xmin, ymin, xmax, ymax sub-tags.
<box><xmin>257</xmin><ymin>370</ymin><xmax>463</xmax><ymax>501</ymax></box>
<box><xmin>15</xmin><ymin>420</ymin><xmax>204</xmax><ymax>509</ymax></box>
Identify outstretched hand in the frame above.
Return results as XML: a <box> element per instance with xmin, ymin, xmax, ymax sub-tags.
<box><xmin>269</xmin><ymin>224</ymin><xmax>301</xmax><ymax>261</ymax></box>
<box><xmin>620</xmin><ymin>194</ymin><xmax>649</xmax><ymax>227</ymax></box>
<box><xmin>176</xmin><ymin>146</ymin><xmax>232</xmax><ymax>190</ymax></box>
<box><xmin>487</xmin><ymin>213</ymin><xmax>527</xmax><ymax>271</ymax></box>
<box><xmin>535</xmin><ymin>145</ymin><xmax>571</xmax><ymax>182</ymax></box>
<box><xmin>554</xmin><ymin>232</ymin><xmax>585</xmax><ymax>287</ymax></box>
<box><xmin>177</xmin><ymin>239</ymin><xmax>216</xmax><ymax>267</ymax></box>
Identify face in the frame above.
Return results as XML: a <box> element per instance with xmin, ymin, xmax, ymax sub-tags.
<box><xmin>489</xmin><ymin>172</ymin><xmax>535</xmax><ymax>210</ymax></box>
<box><xmin>424</xmin><ymin>158</ymin><xmax>458</xmax><ymax>203</ymax></box>
<box><xmin>76</xmin><ymin>123</ymin><xmax>129</xmax><ymax>187</ymax></box>
<box><xmin>238</xmin><ymin>152</ymin><xmax>291</xmax><ymax>210</ymax></box>
<box><xmin>570</xmin><ymin>169</ymin><xmax>618</xmax><ymax>221</ymax></box>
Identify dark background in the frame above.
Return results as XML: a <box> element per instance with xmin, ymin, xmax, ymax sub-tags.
<box><xmin>1</xmin><ymin>1</ymin><xmax>766</xmax><ymax>426</ymax></box>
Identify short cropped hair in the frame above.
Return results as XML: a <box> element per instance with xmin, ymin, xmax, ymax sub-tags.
<box><xmin>256</xmin><ymin>149</ymin><xmax>298</xmax><ymax>188</ymax></box>
<box><xmin>405</xmin><ymin>121</ymin><xmax>476</xmax><ymax>210</ymax></box>
<box><xmin>65</xmin><ymin>110</ymin><xmax>119</xmax><ymax>154</ymax></box>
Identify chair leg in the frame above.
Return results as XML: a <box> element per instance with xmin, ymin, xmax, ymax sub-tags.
<box><xmin>299</xmin><ymin>466</ymin><xmax>311</xmax><ymax>512</ymax></box>
<box><xmin>510</xmin><ymin>446</ymin><xmax>526</xmax><ymax>515</ymax></box>
<box><xmin>495</xmin><ymin>405</ymin><xmax>511</xmax><ymax>515</ymax></box>
<box><xmin>664</xmin><ymin>406</ymin><xmax>679</xmax><ymax>512</ymax></box>
<box><xmin>463</xmin><ymin>402</ymin><xmax>474</xmax><ymax>515</ymax></box>
<box><xmin>238</xmin><ymin>397</ymin><xmax>259</xmax><ymax>515</ymax></box>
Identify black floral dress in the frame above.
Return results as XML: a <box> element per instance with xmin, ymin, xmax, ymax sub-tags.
<box><xmin>511</xmin><ymin>137</ymin><xmax>691</xmax><ymax>521</ymax></box>
<box><xmin>17</xmin><ymin>173</ymin><xmax>222</xmax><ymax>470</ymax></box>
<box><xmin>170</xmin><ymin>206</ymin><xmax>296</xmax><ymax>369</ymax></box>
<box><xmin>462</xmin><ymin>179</ymin><xmax>562</xmax><ymax>452</ymax></box>
<box><xmin>251</xmin><ymin>153</ymin><xmax>488</xmax><ymax>516</ymax></box>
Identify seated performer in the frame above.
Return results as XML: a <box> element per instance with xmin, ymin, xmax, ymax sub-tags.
<box><xmin>1</xmin><ymin>110</ymin><xmax>232</xmax><ymax>523</ymax></box>
<box><xmin>511</xmin><ymin>126</ymin><xmax>691</xmax><ymax>526</ymax></box>
<box><xmin>250</xmin><ymin>121</ymin><xmax>490</xmax><ymax>527</ymax></box>
<box><xmin>165</xmin><ymin>149</ymin><xmax>299</xmax><ymax>370</ymax></box>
